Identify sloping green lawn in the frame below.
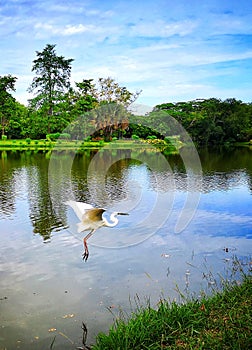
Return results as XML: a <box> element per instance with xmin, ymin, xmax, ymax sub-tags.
<box><xmin>92</xmin><ymin>276</ymin><xmax>251</xmax><ymax>349</ymax></box>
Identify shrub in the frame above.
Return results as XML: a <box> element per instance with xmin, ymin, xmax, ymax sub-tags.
<box><xmin>60</xmin><ymin>133</ymin><xmax>71</xmax><ymax>140</ymax></box>
<box><xmin>46</xmin><ymin>133</ymin><xmax>60</xmax><ymax>141</ymax></box>
<box><xmin>164</xmin><ymin>136</ymin><xmax>172</xmax><ymax>144</ymax></box>
<box><xmin>132</xmin><ymin>134</ymin><xmax>140</xmax><ymax>140</ymax></box>
<box><xmin>1</xmin><ymin>135</ymin><xmax>7</xmax><ymax>141</ymax></box>
<box><xmin>26</xmin><ymin>138</ymin><xmax>31</xmax><ymax>144</ymax></box>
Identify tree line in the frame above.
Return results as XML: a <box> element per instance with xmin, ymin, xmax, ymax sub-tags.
<box><xmin>0</xmin><ymin>44</ymin><xmax>141</xmax><ymax>140</ymax></box>
<box><xmin>153</xmin><ymin>99</ymin><xmax>252</xmax><ymax>145</ymax></box>
<box><xmin>1</xmin><ymin>43</ymin><xmax>252</xmax><ymax>146</ymax></box>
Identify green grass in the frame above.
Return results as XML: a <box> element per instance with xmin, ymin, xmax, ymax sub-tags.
<box><xmin>0</xmin><ymin>138</ymin><xmax>180</xmax><ymax>153</ymax></box>
<box><xmin>0</xmin><ymin>139</ymin><xmax>53</xmax><ymax>150</ymax></box>
<box><xmin>0</xmin><ymin>139</ymin><xmax>107</xmax><ymax>150</ymax></box>
<box><xmin>92</xmin><ymin>275</ymin><xmax>252</xmax><ymax>349</ymax></box>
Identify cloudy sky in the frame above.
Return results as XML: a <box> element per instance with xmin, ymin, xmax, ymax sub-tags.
<box><xmin>1</xmin><ymin>0</ymin><xmax>252</xmax><ymax>109</ymax></box>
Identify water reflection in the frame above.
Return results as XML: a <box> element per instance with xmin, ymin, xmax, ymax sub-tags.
<box><xmin>0</xmin><ymin>147</ymin><xmax>252</xmax><ymax>348</ymax></box>
<box><xmin>0</xmin><ymin>147</ymin><xmax>251</xmax><ymax>244</ymax></box>
<box><xmin>0</xmin><ymin>151</ymin><xmax>23</xmax><ymax>217</ymax></box>
<box><xmin>1</xmin><ymin>148</ymin><xmax>251</xmax><ymax>236</ymax></box>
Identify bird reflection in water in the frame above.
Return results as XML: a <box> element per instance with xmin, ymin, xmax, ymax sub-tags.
<box><xmin>65</xmin><ymin>200</ymin><xmax>128</xmax><ymax>261</ymax></box>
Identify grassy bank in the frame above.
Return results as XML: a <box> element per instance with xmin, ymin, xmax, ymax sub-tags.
<box><xmin>92</xmin><ymin>276</ymin><xmax>251</xmax><ymax>349</ymax></box>
<box><xmin>0</xmin><ymin>138</ymin><xmax>106</xmax><ymax>150</ymax></box>
<box><xmin>0</xmin><ymin>138</ymin><xmax>180</xmax><ymax>153</ymax></box>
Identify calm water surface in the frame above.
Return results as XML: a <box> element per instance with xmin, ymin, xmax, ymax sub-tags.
<box><xmin>0</xmin><ymin>146</ymin><xmax>252</xmax><ymax>349</ymax></box>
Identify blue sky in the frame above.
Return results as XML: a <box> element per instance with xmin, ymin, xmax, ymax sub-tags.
<box><xmin>1</xmin><ymin>0</ymin><xmax>252</xmax><ymax>109</ymax></box>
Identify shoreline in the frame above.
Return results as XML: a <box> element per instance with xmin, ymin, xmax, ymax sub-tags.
<box><xmin>91</xmin><ymin>275</ymin><xmax>251</xmax><ymax>349</ymax></box>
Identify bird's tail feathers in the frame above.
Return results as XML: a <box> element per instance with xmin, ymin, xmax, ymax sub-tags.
<box><xmin>77</xmin><ymin>222</ymin><xmax>88</xmax><ymax>233</ymax></box>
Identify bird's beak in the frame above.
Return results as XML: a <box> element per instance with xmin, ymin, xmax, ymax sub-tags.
<box><xmin>117</xmin><ymin>212</ymin><xmax>129</xmax><ymax>215</ymax></box>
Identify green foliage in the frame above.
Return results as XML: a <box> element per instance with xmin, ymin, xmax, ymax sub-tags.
<box><xmin>96</xmin><ymin>77</ymin><xmax>142</xmax><ymax>108</ymax></box>
<box><xmin>46</xmin><ymin>132</ymin><xmax>60</xmax><ymax>141</ymax></box>
<box><xmin>60</xmin><ymin>133</ymin><xmax>70</xmax><ymax>140</ymax></box>
<box><xmin>1</xmin><ymin>44</ymin><xmax>251</xmax><ymax>145</ymax></box>
<box><xmin>132</xmin><ymin>134</ymin><xmax>140</xmax><ymax>140</ymax></box>
<box><xmin>93</xmin><ymin>275</ymin><xmax>252</xmax><ymax>349</ymax></box>
<box><xmin>128</xmin><ymin>114</ymin><xmax>164</xmax><ymax>139</ymax></box>
<box><xmin>25</xmin><ymin>138</ymin><xmax>31</xmax><ymax>144</ymax></box>
<box><xmin>0</xmin><ymin>75</ymin><xmax>18</xmax><ymax>136</ymax></box>
<box><xmin>164</xmin><ymin>136</ymin><xmax>171</xmax><ymax>143</ymax></box>
<box><xmin>98</xmin><ymin>77</ymin><xmax>141</xmax><ymax>108</ymax></box>
<box><xmin>1</xmin><ymin>134</ymin><xmax>7</xmax><ymax>141</ymax></box>
<box><xmin>155</xmin><ymin>98</ymin><xmax>252</xmax><ymax>145</ymax></box>
<box><xmin>28</xmin><ymin>44</ymin><xmax>74</xmax><ymax>133</ymax></box>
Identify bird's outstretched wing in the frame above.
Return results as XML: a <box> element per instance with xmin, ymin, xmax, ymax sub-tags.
<box><xmin>85</xmin><ymin>208</ymin><xmax>106</xmax><ymax>222</ymax></box>
<box><xmin>78</xmin><ymin>208</ymin><xmax>106</xmax><ymax>233</ymax></box>
<box><xmin>65</xmin><ymin>200</ymin><xmax>94</xmax><ymax>221</ymax></box>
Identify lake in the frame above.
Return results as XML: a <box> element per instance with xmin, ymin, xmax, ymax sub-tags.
<box><xmin>0</xmin><ymin>145</ymin><xmax>252</xmax><ymax>349</ymax></box>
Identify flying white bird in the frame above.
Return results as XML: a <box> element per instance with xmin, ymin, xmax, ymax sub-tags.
<box><xmin>65</xmin><ymin>200</ymin><xmax>128</xmax><ymax>261</ymax></box>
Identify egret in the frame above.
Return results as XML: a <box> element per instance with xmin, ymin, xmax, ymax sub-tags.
<box><xmin>65</xmin><ymin>200</ymin><xmax>128</xmax><ymax>261</ymax></box>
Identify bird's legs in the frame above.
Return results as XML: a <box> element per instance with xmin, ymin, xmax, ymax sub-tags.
<box><xmin>82</xmin><ymin>229</ymin><xmax>95</xmax><ymax>261</ymax></box>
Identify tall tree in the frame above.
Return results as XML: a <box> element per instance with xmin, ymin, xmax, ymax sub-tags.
<box><xmin>0</xmin><ymin>75</ymin><xmax>17</xmax><ymax>136</ymax></box>
<box><xmin>86</xmin><ymin>77</ymin><xmax>141</xmax><ymax>140</ymax></box>
<box><xmin>73</xmin><ymin>79</ymin><xmax>98</xmax><ymax>113</ymax></box>
<box><xmin>96</xmin><ymin>77</ymin><xmax>141</xmax><ymax>108</ymax></box>
<box><xmin>28</xmin><ymin>44</ymin><xmax>74</xmax><ymax>133</ymax></box>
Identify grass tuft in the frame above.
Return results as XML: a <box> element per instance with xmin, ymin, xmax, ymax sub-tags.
<box><xmin>92</xmin><ymin>273</ymin><xmax>252</xmax><ymax>349</ymax></box>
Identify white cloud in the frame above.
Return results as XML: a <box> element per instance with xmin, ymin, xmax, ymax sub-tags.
<box><xmin>62</xmin><ymin>24</ymin><xmax>94</xmax><ymax>35</ymax></box>
<box><xmin>130</xmin><ymin>19</ymin><xmax>198</xmax><ymax>37</ymax></box>
<box><xmin>85</xmin><ymin>9</ymin><xmax>115</xmax><ymax>18</ymax></box>
<box><xmin>1</xmin><ymin>0</ymin><xmax>252</xmax><ymax>106</ymax></box>
<box><xmin>211</xmin><ymin>13</ymin><xmax>252</xmax><ymax>35</ymax></box>
<box><xmin>34</xmin><ymin>22</ymin><xmax>99</xmax><ymax>37</ymax></box>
